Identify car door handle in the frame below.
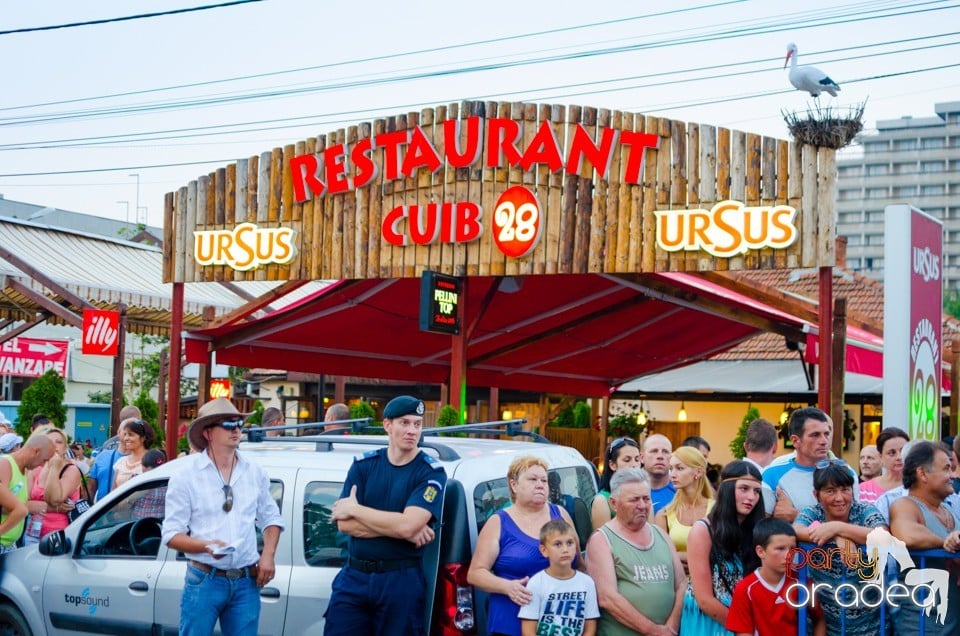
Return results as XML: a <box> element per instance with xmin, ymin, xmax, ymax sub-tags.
<box><xmin>129</xmin><ymin>581</ymin><xmax>149</xmax><ymax>592</ymax></box>
<box><xmin>260</xmin><ymin>587</ymin><xmax>280</xmax><ymax>598</ymax></box>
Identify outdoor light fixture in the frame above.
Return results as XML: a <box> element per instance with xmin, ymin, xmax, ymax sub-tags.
<box><xmin>502</xmin><ymin>410</ymin><xmax>513</xmax><ymax>420</ymax></box>
<box><xmin>677</xmin><ymin>402</ymin><xmax>688</xmax><ymax>422</ymax></box>
<box><xmin>636</xmin><ymin>410</ymin><xmax>647</xmax><ymax>426</ymax></box>
<box><xmin>299</xmin><ymin>408</ymin><xmax>310</xmax><ymax>419</ymax></box>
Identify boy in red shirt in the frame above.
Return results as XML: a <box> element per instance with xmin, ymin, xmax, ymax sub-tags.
<box><xmin>725</xmin><ymin>518</ymin><xmax>824</xmax><ymax>636</ymax></box>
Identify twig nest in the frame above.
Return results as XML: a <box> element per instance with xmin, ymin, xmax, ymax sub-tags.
<box><xmin>782</xmin><ymin>101</ymin><xmax>866</xmax><ymax>149</ymax></box>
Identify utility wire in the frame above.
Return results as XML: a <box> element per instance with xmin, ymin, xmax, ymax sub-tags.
<box><xmin>0</xmin><ymin>0</ymin><xmax>263</xmax><ymax>36</ymax></box>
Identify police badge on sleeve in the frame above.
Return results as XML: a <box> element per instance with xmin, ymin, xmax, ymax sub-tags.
<box><xmin>424</xmin><ymin>480</ymin><xmax>443</xmax><ymax>503</ymax></box>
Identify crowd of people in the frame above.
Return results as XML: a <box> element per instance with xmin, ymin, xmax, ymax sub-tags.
<box><xmin>463</xmin><ymin>407</ymin><xmax>960</xmax><ymax>636</ymax></box>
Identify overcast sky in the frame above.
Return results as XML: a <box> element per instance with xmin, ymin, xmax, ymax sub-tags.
<box><xmin>1</xmin><ymin>0</ymin><xmax>958</xmax><ymax>229</ymax></box>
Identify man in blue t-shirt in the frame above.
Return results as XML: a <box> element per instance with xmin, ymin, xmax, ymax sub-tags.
<box><xmin>642</xmin><ymin>434</ymin><xmax>675</xmax><ymax>513</ymax></box>
<box><xmin>325</xmin><ymin>395</ymin><xmax>447</xmax><ymax>636</ymax></box>
<box><xmin>762</xmin><ymin>407</ymin><xmax>857</xmax><ymax>521</ymax></box>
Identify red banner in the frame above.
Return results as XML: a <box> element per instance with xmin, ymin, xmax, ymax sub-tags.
<box><xmin>82</xmin><ymin>309</ymin><xmax>120</xmax><ymax>356</ymax></box>
<box><xmin>0</xmin><ymin>337</ymin><xmax>69</xmax><ymax>378</ymax></box>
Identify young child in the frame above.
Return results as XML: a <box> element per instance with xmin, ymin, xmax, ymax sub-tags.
<box><xmin>725</xmin><ymin>517</ymin><xmax>824</xmax><ymax>636</ymax></box>
<box><xmin>518</xmin><ymin>519</ymin><xmax>599</xmax><ymax>636</ymax></box>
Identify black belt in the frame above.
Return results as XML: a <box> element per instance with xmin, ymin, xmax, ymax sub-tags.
<box><xmin>347</xmin><ymin>556</ymin><xmax>419</xmax><ymax>573</ymax></box>
<box><xmin>189</xmin><ymin>560</ymin><xmax>258</xmax><ymax>580</ymax></box>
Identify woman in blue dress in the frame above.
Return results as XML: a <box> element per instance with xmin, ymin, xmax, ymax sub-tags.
<box><xmin>681</xmin><ymin>461</ymin><xmax>765</xmax><ymax>635</ymax></box>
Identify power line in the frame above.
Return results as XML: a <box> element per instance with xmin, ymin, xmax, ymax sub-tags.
<box><xmin>0</xmin><ymin>0</ymin><xmax>263</xmax><ymax>36</ymax></box>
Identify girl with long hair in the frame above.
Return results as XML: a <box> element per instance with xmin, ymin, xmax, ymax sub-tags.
<box><xmin>591</xmin><ymin>437</ymin><xmax>641</xmax><ymax>532</ymax></box>
<box><xmin>655</xmin><ymin>446</ymin><xmax>715</xmax><ymax>567</ymax></box>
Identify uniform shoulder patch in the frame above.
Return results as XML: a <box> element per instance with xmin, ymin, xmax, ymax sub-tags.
<box><xmin>420</xmin><ymin>453</ymin><xmax>443</xmax><ymax>469</ymax></box>
<box><xmin>359</xmin><ymin>449</ymin><xmax>381</xmax><ymax>460</ymax></box>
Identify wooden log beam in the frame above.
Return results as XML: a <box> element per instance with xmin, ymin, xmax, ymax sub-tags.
<box><xmin>0</xmin><ymin>246</ymin><xmax>94</xmax><ymax>311</ymax></box>
<box><xmin>0</xmin><ymin>312</ymin><xmax>51</xmax><ymax>345</ymax></box>
<box><xmin>211</xmin><ymin>279</ymin><xmax>310</xmax><ymax>328</ymax></box>
<box><xmin>4</xmin><ymin>277</ymin><xmax>82</xmax><ymax>328</ymax></box>
<box><xmin>831</xmin><ymin>297</ymin><xmax>846</xmax><ymax>457</ymax></box>
<box><xmin>111</xmin><ymin>304</ymin><xmax>128</xmax><ymax>439</ymax></box>
<box><xmin>818</xmin><ymin>266</ymin><xmax>833</xmax><ymax>414</ymax></box>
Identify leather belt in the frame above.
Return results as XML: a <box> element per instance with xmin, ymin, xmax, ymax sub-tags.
<box><xmin>189</xmin><ymin>560</ymin><xmax>258</xmax><ymax>580</ymax></box>
<box><xmin>347</xmin><ymin>556</ymin><xmax>419</xmax><ymax>573</ymax></box>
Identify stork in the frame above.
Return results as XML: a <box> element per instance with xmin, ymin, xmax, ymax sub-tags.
<box><xmin>785</xmin><ymin>43</ymin><xmax>840</xmax><ymax>97</ymax></box>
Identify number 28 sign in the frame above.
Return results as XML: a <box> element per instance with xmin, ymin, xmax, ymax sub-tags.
<box><xmin>380</xmin><ymin>186</ymin><xmax>542</xmax><ymax>259</ymax></box>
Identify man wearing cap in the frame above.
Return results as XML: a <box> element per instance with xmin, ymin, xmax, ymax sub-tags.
<box><xmin>0</xmin><ymin>434</ymin><xmax>54</xmax><ymax>552</ymax></box>
<box><xmin>325</xmin><ymin>395</ymin><xmax>447</xmax><ymax>636</ymax></box>
<box><xmin>161</xmin><ymin>398</ymin><xmax>284</xmax><ymax>636</ymax></box>
<box><xmin>0</xmin><ymin>433</ymin><xmax>23</xmax><ymax>455</ymax></box>
<box><xmin>0</xmin><ymin>412</ymin><xmax>13</xmax><ymax>435</ymax></box>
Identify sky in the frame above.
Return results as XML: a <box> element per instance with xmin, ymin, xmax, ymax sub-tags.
<box><xmin>1</xmin><ymin>0</ymin><xmax>958</xmax><ymax>230</ymax></box>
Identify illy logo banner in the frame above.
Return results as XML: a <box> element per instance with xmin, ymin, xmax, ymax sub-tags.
<box><xmin>82</xmin><ymin>309</ymin><xmax>120</xmax><ymax>356</ymax></box>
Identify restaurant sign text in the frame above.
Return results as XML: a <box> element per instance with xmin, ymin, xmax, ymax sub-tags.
<box><xmin>654</xmin><ymin>201</ymin><xmax>798</xmax><ymax>258</ymax></box>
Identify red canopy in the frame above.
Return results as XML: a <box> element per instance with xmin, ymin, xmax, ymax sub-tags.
<box><xmin>185</xmin><ymin>273</ymin><xmax>814</xmax><ymax>396</ymax></box>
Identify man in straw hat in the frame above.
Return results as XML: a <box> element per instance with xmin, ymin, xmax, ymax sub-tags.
<box><xmin>161</xmin><ymin>397</ymin><xmax>284</xmax><ymax>636</ymax></box>
<box><xmin>324</xmin><ymin>395</ymin><xmax>447</xmax><ymax>636</ymax></box>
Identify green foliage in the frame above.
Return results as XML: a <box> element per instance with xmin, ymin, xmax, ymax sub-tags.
<box><xmin>17</xmin><ymin>370</ymin><xmax>67</xmax><ymax>437</ymax></box>
<box><xmin>86</xmin><ymin>390</ymin><xmax>112</xmax><ymax>404</ymax></box>
<box><xmin>246</xmin><ymin>400</ymin><xmax>265</xmax><ymax>426</ymax></box>
<box><xmin>177</xmin><ymin>435</ymin><xmax>190</xmax><ymax>454</ymax></box>
<box><xmin>350</xmin><ymin>401</ymin><xmax>377</xmax><ymax>421</ymax></box>
<box><xmin>436</xmin><ymin>405</ymin><xmax>464</xmax><ymax>437</ymax></box>
<box><xmin>608</xmin><ymin>402</ymin><xmax>646</xmax><ymax>438</ymax></box>
<box><xmin>133</xmin><ymin>389</ymin><xmax>163</xmax><ymax>445</ymax></box>
<box><xmin>729</xmin><ymin>405</ymin><xmax>761</xmax><ymax>460</ymax></box>
<box><xmin>945</xmin><ymin>291</ymin><xmax>960</xmax><ymax>320</ymax></box>
<box><xmin>549</xmin><ymin>400</ymin><xmax>591</xmax><ymax>428</ymax></box>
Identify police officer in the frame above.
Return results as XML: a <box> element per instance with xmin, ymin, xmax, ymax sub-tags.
<box><xmin>325</xmin><ymin>395</ymin><xmax>446</xmax><ymax>636</ymax></box>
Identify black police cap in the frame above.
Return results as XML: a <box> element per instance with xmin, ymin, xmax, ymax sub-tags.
<box><xmin>383</xmin><ymin>395</ymin><xmax>425</xmax><ymax>419</ymax></box>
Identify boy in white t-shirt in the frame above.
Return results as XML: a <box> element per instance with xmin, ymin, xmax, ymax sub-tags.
<box><xmin>519</xmin><ymin>519</ymin><xmax>599</xmax><ymax>636</ymax></box>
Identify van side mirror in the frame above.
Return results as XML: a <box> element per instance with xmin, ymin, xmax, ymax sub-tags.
<box><xmin>38</xmin><ymin>530</ymin><xmax>71</xmax><ymax>556</ymax></box>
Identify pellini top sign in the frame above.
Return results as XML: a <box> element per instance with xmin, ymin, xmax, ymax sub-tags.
<box><xmin>883</xmin><ymin>205</ymin><xmax>943</xmax><ymax>441</ymax></box>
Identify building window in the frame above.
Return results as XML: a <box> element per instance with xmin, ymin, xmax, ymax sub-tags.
<box><xmin>949</xmin><ymin>159</ymin><xmax>960</xmax><ymax>171</ymax></box>
<box><xmin>838</xmin><ymin>165</ymin><xmax>862</xmax><ymax>177</ymax></box>
<box><xmin>921</xmin><ymin>184</ymin><xmax>944</xmax><ymax>196</ymax></box>
<box><xmin>892</xmin><ymin>162</ymin><xmax>914</xmax><ymax>175</ymax></box>
<box><xmin>838</xmin><ymin>189</ymin><xmax>858</xmax><ymax>201</ymax></box>
<box><xmin>950</xmin><ymin>136</ymin><xmax>960</xmax><ymax>148</ymax></box>
<box><xmin>950</xmin><ymin>184</ymin><xmax>960</xmax><ymax>195</ymax></box>
<box><xmin>896</xmin><ymin>185</ymin><xmax>916</xmax><ymax>197</ymax></box>
<box><xmin>838</xmin><ymin>211</ymin><xmax>862</xmax><ymax>224</ymax></box>
<box><xmin>846</xmin><ymin>258</ymin><xmax>861</xmax><ymax>270</ymax></box>
<box><xmin>867</xmin><ymin>210</ymin><xmax>885</xmax><ymax>222</ymax></box>
<box><xmin>895</xmin><ymin>139</ymin><xmax>918</xmax><ymax>151</ymax></box>
<box><xmin>866</xmin><ymin>187</ymin><xmax>887</xmax><ymax>199</ymax></box>
<box><xmin>921</xmin><ymin>160</ymin><xmax>944</xmax><ymax>173</ymax></box>
<box><xmin>867</xmin><ymin>234</ymin><xmax>885</xmax><ymax>246</ymax></box>
<box><xmin>847</xmin><ymin>235</ymin><xmax>862</xmax><ymax>246</ymax></box>
<box><xmin>865</xmin><ymin>164</ymin><xmax>888</xmax><ymax>176</ymax></box>
<box><xmin>864</xmin><ymin>141</ymin><xmax>888</xmax><ymax>153</ymax></box>
<box><xmin>921</xmin><ymin>137</ymin><xmax>945</xmax><ymax>149</ymax></box>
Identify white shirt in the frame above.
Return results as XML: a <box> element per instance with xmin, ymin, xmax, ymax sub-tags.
<box><xmin>161</xmin><ymin>450</ymin><xmax>284</xmax><ymax>569</ymax></box>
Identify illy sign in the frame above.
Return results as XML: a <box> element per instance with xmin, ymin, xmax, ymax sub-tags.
<box><xmin>82</xmin><ymin>309</ymin><xmax>120</xmax><ymax>356</ymax></box>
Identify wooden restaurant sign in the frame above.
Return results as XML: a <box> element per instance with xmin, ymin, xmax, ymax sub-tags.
<box><xmin>164</xmin><ymin>100</ymin><xmax>836</xmax><ymax>283</ymax></box>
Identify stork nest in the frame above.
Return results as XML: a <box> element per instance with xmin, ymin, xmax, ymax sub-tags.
<box><xmin>781</xmin><ymin>101</ymin><xmax>866</xmax><ymax>149</ymax></box>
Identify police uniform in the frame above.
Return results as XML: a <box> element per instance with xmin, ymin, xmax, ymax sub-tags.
<box><xmin>324</xmin><ymin>396</ymin><xmax>447</xmax><ymax>636</ymax></box>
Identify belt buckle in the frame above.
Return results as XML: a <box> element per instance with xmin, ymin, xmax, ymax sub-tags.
<box><xmin>224</xmin><ymin>568</ymin><xmax>244</xmax><ymax>580</ymax></box>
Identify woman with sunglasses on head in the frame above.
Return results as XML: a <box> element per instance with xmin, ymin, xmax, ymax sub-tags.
<box><xmin>859</xmin><ymin>427</ymin><xmax>910</xmax><ymax>505</ymax></box>
<box><xmin>793</xmin><ymin>460</ymin><xmax>886</xmax><ymax>636</ymax></box>
<box><xmin>655</xmin><ymin>446</ymin><xmax>714</xmax><ymax>570</ymax></box>
<box><xmin>111</xmin><ymin>419</ymin><xmax>156</xmax><ymax>491</ymax></box>
<box><xmin>680</xmin><ymin>461</ymin><xmax>764</xmax><ymax>636</ymax></box>
<box><xmin>591</xmin><ymin>437</ymin><xmax>642</xmax><ymax>532</ymax></box>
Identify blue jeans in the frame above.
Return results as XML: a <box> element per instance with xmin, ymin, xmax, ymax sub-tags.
<box><xmin>179</xmin><ymin>564</ymin><xmax>260</xmax><ymax>636</ymax></box>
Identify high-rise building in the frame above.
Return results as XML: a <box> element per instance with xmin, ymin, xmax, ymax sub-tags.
<box><xmin>836</xmin><ymin>101</ymin><xmax>960</xmax><ymax>289</ymax></box>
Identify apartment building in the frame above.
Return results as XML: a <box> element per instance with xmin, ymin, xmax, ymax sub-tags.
<box><xmin>836</xmin><ymin>101</ymin><xmax>960</xmax><ymax>289</ymax></box>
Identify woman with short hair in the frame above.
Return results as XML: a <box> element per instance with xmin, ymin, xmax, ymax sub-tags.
<box><xmin>859</xmin><ymin>427</ymin><xmax>910</xmax><ymax>504</ymax></box>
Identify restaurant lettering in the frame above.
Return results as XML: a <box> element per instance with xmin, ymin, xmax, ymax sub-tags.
<box><xmin>290</xmin><ymin>116</ymin><xmax>660</xmax><ymax>203</ymax></box>
<box><xmin>194</xmin><ymin>223</ymin><xmax>297</xmax><ymax>271</ymax></box>
<box><xmin>654</xmin><ymin>201</ymin><xmax>798</xmax><ymax>258</ymax></box>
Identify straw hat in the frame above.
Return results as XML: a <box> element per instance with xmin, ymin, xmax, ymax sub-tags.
<box><xmin>188</xmin><ymin>398</ymin><xmax>249</xmax><ymax>450</ymax></box>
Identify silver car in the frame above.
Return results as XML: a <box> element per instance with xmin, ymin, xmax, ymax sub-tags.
<box><xmin>0</xmin><ymin>433</ymin><xmax>598</xmax><ymax>635</ymax></box>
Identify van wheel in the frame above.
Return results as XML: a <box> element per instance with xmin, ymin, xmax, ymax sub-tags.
<box><xmin>0</xmin><ymin>603</ymin><xmax>32</xmax><ymax>636</ymax></box>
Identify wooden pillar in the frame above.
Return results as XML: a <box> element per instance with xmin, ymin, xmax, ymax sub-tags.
<box><xmin>166</xmin><ymin>282</ymin><xmax>184</xmax><ymax>460</ymax></box>
<box><xmin>449</xmin><ymin>278</ymin><xmax>467</xmax><ymax>413</ymax></box>
<box><xmin>157</xmin><ymin>349</ymin><xmax>168</xmax><ymax>440</ymax></box>
<box><xmin>599</xmin><ymin>397</ymin><xmax>609</xmax><ymax>466</ymax></box>
<box><xmin>817</xmin><ymin>267</ymin><xmax>833</xmax><ymax>414</ymax></box>
<box><xmin>110</xmin><ymin>304</ymin><xmax>128</xmax><ymax>437</ymax></box>
<box><xmin>196</xmin><ymin>306</ymin><xmax>216</xmax><ymax>405</ymax></box>
<box><xmin>952</xmin><ymin>339</ymin><xmax>960</xmax><ymax>436</ymax></box>
<box><xmin>831</xmin><ymin>297</ymin><xmax>847</xmax><ymax>457</ymax></box>
<box><xmin>489</xmin><ymin>387</ymin><xmax>499</xmax><ymax>422</ymax></box>
<box><xmin>334</xmin><ymin>376</ymin><xmax>346</xmax><ymax>404</ymax></box>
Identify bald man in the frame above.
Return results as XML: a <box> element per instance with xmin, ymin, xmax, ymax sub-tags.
<box><xmin>642</xmin><ymin>434</ymin><xmax>675</xmax><ymax>514</ymax></box>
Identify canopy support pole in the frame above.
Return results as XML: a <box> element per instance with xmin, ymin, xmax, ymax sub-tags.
<box><xmin>110</xmin><ymin>304</ymin><xmax>128</xmax><ymax>438</ymax></box>
<box><xmin>831</xmin><ymin>297</ymin><xmax>847</xmax><ymax>457</ymax></box>
<box><xmin>817</xmin><ymin>267</ymin><xmax>833</xmax><ymax>418</ymax></box>
<box><xmin>166</xmin><ymin>282</ymin><xmax>184</xmax><ymax>460</ymax></box>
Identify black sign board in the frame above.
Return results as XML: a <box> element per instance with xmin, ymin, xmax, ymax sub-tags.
<box><xmin>420</xmin><ymin>271</ymin><xmax>461</xmax><ymax>335</ymax></box>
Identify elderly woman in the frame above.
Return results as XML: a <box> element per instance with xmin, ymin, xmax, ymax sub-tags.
<box><xmin>468</xmin><ymin>455</ymin><xmax>576</xmax><ymax>636</ymax></box>
<box><xmin>681</xmin><ymin>461</ymin><xmax>765</xmax><ymax>636</ymax></box>
<box><xmin>586</xmin><ymin>467</ymin><xmax>684</xmax><ymax>636</ymax></box>
<box><xmin>794</xmin><ymin>459</ymin><xmax>886</xmax><ymax>636</ymax></box>
<box><xmin>655</xmin><ymin>446</ymin><xmax>715</xmax><ymax>567</ymax></box>
<box><xmin>111</xmin><ymin>419</ymin><xmax>155</xmax><ymax>491</ymax></box>
<box><xmin>28</xmin><ymin>428</ymin><xmax>83</xmax><ymax>541</ymax></box>
<box><xmin>859</xmin><ymin>427</ymin><xmax>909</xmax><ymax>504</ymax></box>
<box><xmin>591</xmin><ymin>437</ymin><xmax>642</xmax><ymax>532</ymax></box>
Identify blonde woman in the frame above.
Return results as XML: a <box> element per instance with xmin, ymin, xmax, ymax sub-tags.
<box><xmin>655</xmin><ymin>446</ymin><xmax>714</xmax><ymax>567</ymax></box>
<box><xmin>468</xmin><ymin>455</ymin><xmax>576</xmax><ymax>636</ymax></box>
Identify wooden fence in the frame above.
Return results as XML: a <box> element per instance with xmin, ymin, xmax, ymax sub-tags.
<box><xmin>542</xmin><ymin>426</ymin><xmax>601</xmax><ymax>463</ymax></box>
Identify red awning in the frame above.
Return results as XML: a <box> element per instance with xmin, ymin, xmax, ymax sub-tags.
<box><xmin>185</xmin><ymin>273</ymin><xmax>809</xmax><ymax>396</ymax></box>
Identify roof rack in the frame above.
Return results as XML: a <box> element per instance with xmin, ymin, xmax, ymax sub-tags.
<box><xmin>243</xmin><ymin>433</ymin><xmax>461</xmax><ymax>461</ymax></box>
<box><xmin>245</xmin><ymin>417</ymin><xmax>373</xmax><ymax>442</ymax></box>
<box><xmin>421</xmin><ymin>418</ymin><xmax>550</xmax><ymax>443</ymax></box>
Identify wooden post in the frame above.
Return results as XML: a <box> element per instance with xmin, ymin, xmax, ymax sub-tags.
<box><xmin>157</xmin><ymin>349</ymin><xmax>168</xmax><ymax>441</ymax></box>
<box><xmin>952</xmin><ymin>339</ymin><xmax>960</xmax><ymax>436</ymax></box>
<box><xmin>197</xmin><ymin>306</ymin><xmax>216</xmax><ymax>405</ymax></box>
<box><xmin>110</xmin><ymin>304</ymin><xmax>128</xmax><ymax>438</ymax></box>
<box><xmin>489</xmin><ymin>387</ymin><xmax>499</xmax><ymax>422</ymax></box>
<box><xmin>818</xmin><ymin>267</ymin><xmax>833</xmax><ymax>414</ymax></box>
<box><xmin>600</xmin><ymin>397</ymin><xmax>610</xmax><ymax>467</ymax></box>
<box><xmin>334</xmin><ymin>376</ymin><xmax>346</xmax><ymax>404</ymax></box>
<box><xmin>831</xmin><ymin>297</ymin><xmax>847</xmax><ymax>457</ymax></box>
<box><xmin>166</xmin><ymin>282</ymin><xmax>184</xmax><ymax>460</ymax></box>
